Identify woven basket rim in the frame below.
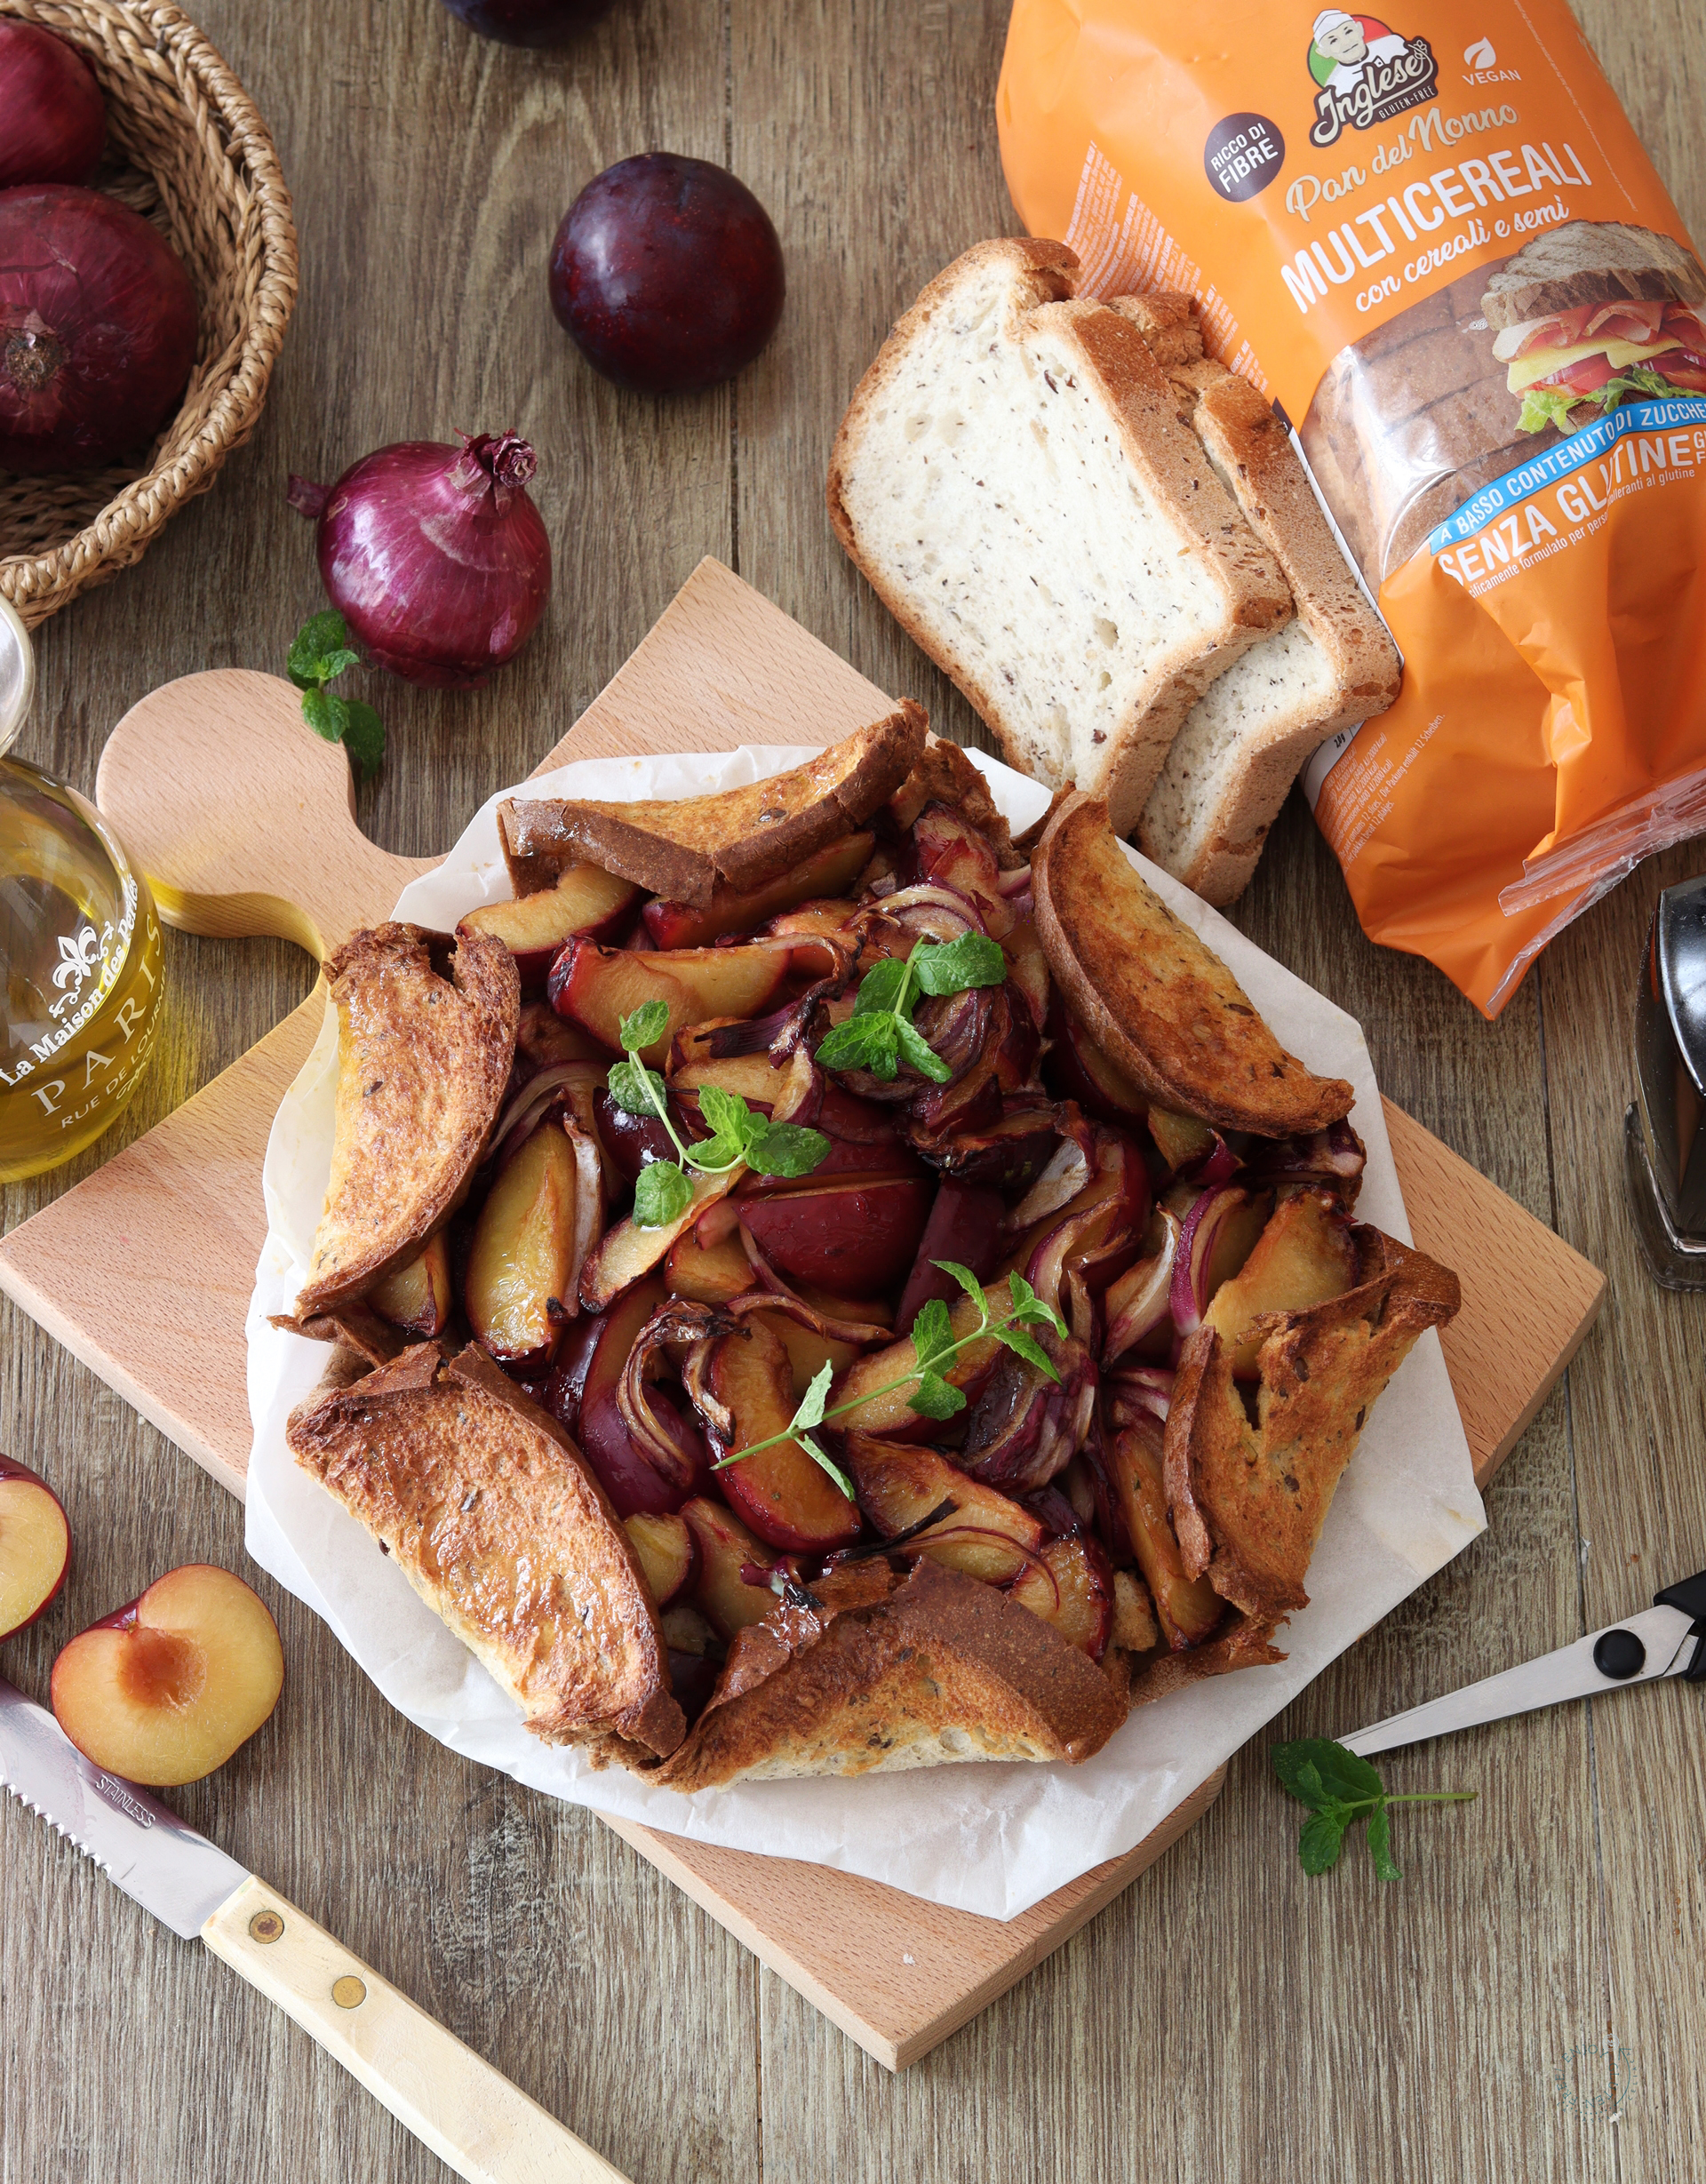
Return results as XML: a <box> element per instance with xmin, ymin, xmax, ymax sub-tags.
<box><xmin>0</xmin><ymin>0</ymin><xmax>299</xmax><ymax>624</ymax></box>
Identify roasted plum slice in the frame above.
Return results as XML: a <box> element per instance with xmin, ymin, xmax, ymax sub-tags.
<box><xmin>665</xmin><ymin>1220</ymin><xmax>753</xmax><ymax>1304</ymax></box>
<box><xmin>555</xmin><ymin>1279</ymin><xmax>712</xmax><ymax>1517</ymax></box>
<box><xmin>906</xmin><ymin>802</ymin><xmax>1011</xmax><ymax>935</ymax></box>
<box><xmin>844</xmin><ymin>1434</ymin><xmax>1046</xmax><ymax>1585</ymax></box>
<box><xmin>459</xmin><ymin>863</ymin><xmax>639</xmax><ymax>987</ymax></box>
<box><xmin>642</xmin><ymin>832</ymin><xmax>873</xmax><ymax>948</ymax></box>
<box><xmin>737</xmin><ymin>1176</ymin><xmax>933</xmax><ymax>1296</ymax></box>
<box><xmin>549</xmin><ymin>937</ymin><xmax>788</xmax><ymax>1059</ymax></box>
<box><xmin>593</xmin><ymin>1087</ymin><xmax>683</xmax><ymax>1186</ymax></box>
<box><xmin>684</xmin><ymin>1319</ymin><xmax>860</xmax><ymax>1554</ymax></box>
<box><xmin>1045</xmin><ymin>999</ymin><xmax>1149</xmax><ymax>1126</ymax></box>
<box><xmin>831</xmin><ymin>1284</ymin><xmax>1008</xmax><ymax>1439</ymax></box>
<box><xmin>725</xmin><ymin>1295</ymin><xmax>864</xmax><ymax>1397</ymax></box>
<box><xmin>625</xmin><ymin>1511</ymin><xmax>698</xmax><ymax>1607</ymax></box>
<box><xmin>894</xmin><ymin>1180</ymin><xmax>1006</xmax><ymax>1334</ymax></box>
<box><xmin>1104</xmin><ymin>1415</ymin><xmax>1224</xmax><ymax>1649</ymax></box>
<box><xmin>371</xmin><ymin>1231</ymin><xmax>453</xmax><ymax>1337</ymax></box>
<box><xmin>465</xmin><ymin>1118</ymin><xmax>590</xmax><ymax>1368</ymax></box>
<box><xmin>1200</xmin><ymin>1187</ymin><xmax>1359</xmax><ymax>1374</ymax></box>
<box><xmin>1008</xmin><ymin>1533</ymin><xmax>1113</xmax><ymax>1660</ymax></box>
<box><xmin>679</xmin><ymin>1495</ymin><xmax>777</xmax><ymax>1641</ymax></box>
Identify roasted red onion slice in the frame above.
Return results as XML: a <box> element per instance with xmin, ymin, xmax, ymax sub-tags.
<box><xmin>1008</xmin><ymin>1126</ymin><xmax>1095</xmax><ymax>1230</ymax></box>
<box><xmin>737</xmin><ymin>1223</ymin><xmax>893</xmax><ymax>1343</ymax></box>
<box><xmin>620</xmin><ymin>1302</ymin><xmax>731</xmax><ymax>1489</ymax></box>
<box><xmin>960</xmin><ymin>1330</ymin><xmax>1097</xmax><ymax>1492</ymax></box>
<box><xmin>489</xmin><ymin>1059</ymin><xmax>604</xmax><ymax>1167</ymax></box>
<box><xmin>1169</xmin><ymin>1184</ymin><xmax>1251</xmax><ymax>1341</ymax></box>
<box><xmin>1241</xmin><ymin>1118</ymin><xmax>1367</xmax><ymax>1202</ymax></box>
<box><xmin>722</xmin><ymin>1286</ymin><xmax>881</xmax><ymax>1357</ymax></box>
<box><xmin>879</xmin><ymin>881</ymin><xmax>986</xmax><ymax>942</ymax></box>
<box><xmin>1103</xmin><ymin>1210</ymin><xmax>1181</xmax><ymax>1363</ymax></box>
<box><xmin>1104</xmin><ymin>1365</ymin><xmax>1176</xmax><ymax>1426</ymax></box>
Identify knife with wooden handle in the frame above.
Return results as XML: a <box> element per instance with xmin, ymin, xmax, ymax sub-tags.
<box><xmin>0</xmin><ymin>1675</ymin><xmax>628</xmax><ymax>2183</ymax></box>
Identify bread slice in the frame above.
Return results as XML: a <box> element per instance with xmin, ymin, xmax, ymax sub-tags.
<box><xmin>888</xmin><ymin>731</ymin><xmax>1020</xmax><ymax>865</ymax></box>
<box><xmin>826</xmin><ymin>239</ymin><xmax>1292</xmax><ymax>833</ymax></box>
<box><xmin>498</xmin><ymin>702</ymin><xmax>929</xmax><ymax>907</ymax></box>
<box><xmin>287</xmin><ymin>1343</ymin><xmax>684</xmax><ymax>1760</ymax></box>
<box><xmin>1110</xmin><ymin>293</ymin><xmax>1400</xmax><ymax>905</ymax></box>
<box><xmin>1032</xmin><ymin>792</ymin><xmax>1354</xmax><ymax>1136</ymax></box>
<box><xmin>1481</xmin><ymin>219</ymin><xmax>1706</xmax><ymax>332</ymax></box>
<box><xmin>656</xmin><ymin>1554</ymin><xmax>1128</xmax><ymax>1789</ymax></box>
<box><xmin>294</xmin><ymin>924</ymin><xmax>519</xmax><ymax>1320</ymax></box>
<box><xmin>1165</xmin><ymin>1228</ymin><xmax>1460</xmax><ymax>1625</ymax></box>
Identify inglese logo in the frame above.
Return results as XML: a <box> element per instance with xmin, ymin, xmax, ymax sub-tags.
<box><xmin>1306</xmin><ymin>9</ymin><xmax>1439</xmax><ymax>147</ymax></box>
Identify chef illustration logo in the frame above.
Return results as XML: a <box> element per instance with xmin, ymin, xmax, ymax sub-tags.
<box><xmin>1305</xmin><ymin>10</ymin><xmax>1439</xmax><ymax>147</ymax></box>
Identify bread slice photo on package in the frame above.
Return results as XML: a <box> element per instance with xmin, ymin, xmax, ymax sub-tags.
<box><xmin>272</xmin><ymin>713</ymin><xmax>1458</xmax><ymax>1782</ymax></box>
<box><xmin>826</xmin><ymin>238</ymin><xmax>1293</xmax><ymax>837</ymax></box>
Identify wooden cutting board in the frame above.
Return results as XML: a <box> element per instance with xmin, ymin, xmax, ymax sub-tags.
<box><xmin>0</xmin><ymin>558</ymin><xmax>1605</xmax><ymax>2069</ymax></box>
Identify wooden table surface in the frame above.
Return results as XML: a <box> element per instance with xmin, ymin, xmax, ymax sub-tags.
<box><xmin>4</xmin><ymin>2</ymin><xmax>1702</xmax><ymax>2178</ymax></box>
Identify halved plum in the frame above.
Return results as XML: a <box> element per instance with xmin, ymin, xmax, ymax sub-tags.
<box><xmin>831</xmin><ymin>1283</ymin><xmax>1008</xmax><ymax>1439</ymax></box>
<box><xmin>549</xmin><ymin>937</ymin><xmax>788</xmax><ymax>1060</ymax></box>
<box><xmin>688</xmin><ymin>1319</ymin><xmax>860</xmax><ymax>1554</ymax></box>
<box><xmin>556</xmin><ymin>1277</ymin><xmax>711</xmax><ymax>1517</ymax></box>
<box><xmin>665</xmin><ymin>1222</ymin><xmax>753</xmax><ymax>1304</ymax></box>
<box><xmin>1008</xmin><ymin>1533</ymin><xmax>1113</xmax><ymax>1660</ymax></box>
<box><xmin>460</xmin><ymin>863</ymin><xmax>639</xmax><ymax>987</ymax></box>
<box><xmin>0</xmin><ymin>1455</ymin><xmax>72</xmax><ymax>1638</ymax></box>
<box><xmin>642</xmin><ymin>832</ymin><xmax>873</xmax><ymax>948</ymax></box>
<box><xmin>893</xmin><ymin>1181</ymin><xmax>1005</xmax><ymax>1335</ymax></box>
<box><xmin>737</xmin><ymin>1176</ymin><xmax>932</xmax><ymax>1296</ymax></box>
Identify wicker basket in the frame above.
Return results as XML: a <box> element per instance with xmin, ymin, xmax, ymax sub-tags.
<box><xmin>0</xmin><ymin>0</ymin><xmax>297</xmax><ymax>626</ymax></box>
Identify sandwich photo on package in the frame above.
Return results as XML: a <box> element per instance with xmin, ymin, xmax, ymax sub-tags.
<box><xmin>1000</xmin><ymin>0</ymin><xmax>1706</xmax><ymax>1016</ymax></box>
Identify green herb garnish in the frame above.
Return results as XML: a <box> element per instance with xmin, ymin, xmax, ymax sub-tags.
<box><xmin>289</xmin><ymin>610</ymin><xmax>386</xmax><ymax>781</ymax></box>
<box><xmin>610</xmin><ymin>1002</ymin><xmax>831</xmax><ymax>1231</ymax></box>
<box><xmin>715</xmin><ymin>1264</ymin><xmax>1066</xmax><ymax>1501</ymax></box>
<box><xmin>815</xmin><ymin>932</ymin><xmax>1006</xmax><ymax>1084</ymax></box>
<box><xmin>1271</xmin><ymin>1738</ymin><xmax>1477</xmax><ymax>1880</ymax></box>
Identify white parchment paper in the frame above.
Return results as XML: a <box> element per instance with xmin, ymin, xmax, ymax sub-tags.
<box><xmin>244</xmin><ymin>745</ymin><xmax>1484</xmax><ymax>1922</ymax></box>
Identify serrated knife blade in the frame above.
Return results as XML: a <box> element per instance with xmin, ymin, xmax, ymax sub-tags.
<box><xmin>1</xmin><ymin>1675</ymin><xmax>626</xmax><ymax>2182</ymax></box>
<box><xmin>0</xmin><ymin>1677</ymin><xmax>248</xmax><ymax>1935</ymax></box>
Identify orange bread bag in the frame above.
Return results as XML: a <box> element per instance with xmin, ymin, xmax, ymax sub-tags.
<box><xmin>999</xmin><ymin>0</ymin><xmax>1706</xmax><ymax>1015</ymax></box>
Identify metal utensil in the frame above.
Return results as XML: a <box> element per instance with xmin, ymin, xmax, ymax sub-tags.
<box><xmin>0</xmin><ymin>1677</ymin><xmax>628</xmax><ymax>2183</ymax></box>
<box><xmin>1343</xmin><ymin>1569</ymin><xmax>1706</xmax><ymax>1757</ymax></box>
<box><xmin>1628</xmin><ymin>874</ymin><xmax>1706</xmax><ymax>1287</ymax></box>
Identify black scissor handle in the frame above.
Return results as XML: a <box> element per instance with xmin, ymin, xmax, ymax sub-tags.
<box><xmin>1654</xmin><ymin>1568</ymin><xmax>1706</xmax><ymax>1681</ymax></box>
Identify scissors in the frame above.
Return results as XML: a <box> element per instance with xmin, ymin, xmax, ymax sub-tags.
<box><xmin>1343</xmin><ymin>1569</ymin><xmax>1706</xmax><ymax>1757</ymax></box>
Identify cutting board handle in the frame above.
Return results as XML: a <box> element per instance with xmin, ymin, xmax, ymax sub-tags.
<box><xmin>94</xmin><ymin>670</ymin><xmax>436</xmax><ymax>961</ymax></box>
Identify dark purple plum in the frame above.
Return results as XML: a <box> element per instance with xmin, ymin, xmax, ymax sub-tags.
<box><xmin>549</xmin><ymin>151</ymin><xmax>785</xmax><ymax>395</ymax></box>
<box><xmin>438</xmin><ymin>0</ymin><xmax>619</xmax><ymax>46</ymax></box>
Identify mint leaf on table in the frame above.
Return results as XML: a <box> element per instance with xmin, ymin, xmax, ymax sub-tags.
<box><xmin>632</xmin><ymin>1160</ymin><xmax>694</xmax><ymax>1229</ymax></box>
<box><xmin>1272</xmin><ymin>1736</ymin><xmax>1474</xmax><ymax>1883</ymax></box>
<box><xmin>288</xmin><ymin>611</ymin><xmax>385</xmax><ymax>777</ymax></box>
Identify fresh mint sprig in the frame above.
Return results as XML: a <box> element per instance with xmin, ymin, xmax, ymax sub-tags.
<box><xmin>715</xmin><ymin>1264</ymin><xmax>1067</xmax><ymax>1500</ymax></box>
<box><xmin>288</xmin><ymin>610</ymin><xmax>385</xmax><ymax>781</ymax></box>
<box><xmin>610</xmin><ymin>1001</ymin><xmax>831</xmax><ymax>1229</ymax></box>
<box><xmin>1271</xmin><ymin>1738</ymin><xmax>1477</xmax><ymax>1881</ymax></box>
<box><xmin>815</xmin><ymin>932</ymin><xmax>1006</xmax><ymax>1084</ymax></box>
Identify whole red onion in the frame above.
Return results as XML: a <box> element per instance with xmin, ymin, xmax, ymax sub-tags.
<box><xmin>0</xmin><ymin>187</ymin><xmax>197</xmax><ymax>474</ymax></box>
<box><xmin>0</xmin><ymin>24</ymin><xmax>106</xmax><ymax>188</ymax></box>
<box><xmin>290</xmin><ymin>433</ymin><xmax>552</xmax><ymax>688</ymax></box>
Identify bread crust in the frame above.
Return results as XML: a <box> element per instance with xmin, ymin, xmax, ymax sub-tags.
<box><xmin>1032</xmin><ymin>792</ymin><xmax>1355</xmax><ymax>1136</ymax></box>
<box><xmin>1164</xmin><ymin>1228</ymin><xmax>1460</xmax><ymax>1623</ymax></box>
<box><xmin>826</xmin><ymin>239</ymin><xmax>1292</xmax><ymax>833</ymax></box>
<box><xmin>287</xmin><ymin>1343</ymin><xmax>684</xmax><ymax>1759</ymax></box>
<box><xmin>1114</xmin><ymin>293</ymin><xmax>1401</xmax><ymax>905</ymax></box>
<box><xmin>498</xmin><ymin>703</ymin><xmax>928</xmax><ymax>907</ymax></box>
<box><xmin>295</xmin><ymin>924</ymin><xmax>519</xmax><ymax>1319</ymax></box>
<box><xmin>1480</xmin><ymin>220</ymin><xmax>1706</xmax><ymax>331</ymax></box>
<box><xmin>656</xmin><ymin>1556</ymin><xmax>1128</xmax><ymax>1790</ymax></box>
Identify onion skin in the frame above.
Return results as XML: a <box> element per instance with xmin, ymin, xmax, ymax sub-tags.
<box><xmin>0</xmin><ymin>26</ymin><xmax>105</xmax><ymax>189</ymax></box>
<box><xmin>0</xmin><ymin>187</ymin><xmax>196</xmax><ymax>475</ymax></box>
<box><xmin>300</xmin><ymin>432</ymin><xmax>552</xmax><ymax>688</ymax></box>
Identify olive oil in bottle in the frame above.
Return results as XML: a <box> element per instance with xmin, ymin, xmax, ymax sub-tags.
<box><xmin>0</xmin><ymin>600</ymin><xmax>165</xmax><ymax>1183</ymax></box>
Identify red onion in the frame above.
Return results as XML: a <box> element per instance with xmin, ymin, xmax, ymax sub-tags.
<box><xmin>1102</xmin><ymin>1212</ymin><xmax>1180</xmax><ymax>1363</ymax></box>
<box><xmin>290</xmin><ymin>432</ymin><xmax>551</xmax><ymax>688</ymax></box>
<box><xmin>0</xmin><ymin>187</ymin><xmax>196</xmax><ymax>474</ymax></box>
<box><xmin>0</xmin><ymin>25</ymin><xmax>105</xmax><ymax>189</ymax></box>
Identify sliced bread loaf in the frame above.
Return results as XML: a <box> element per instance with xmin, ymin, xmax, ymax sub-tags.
<box><xmin>1112</xmin><ymin>293</ymin><xmax>1401</xmax><ymax>905</ymax></box>
<box><xmin>827</xmin><ymin>240</ymin><xmax>1292</xmax><ymax>834</ymax></box>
